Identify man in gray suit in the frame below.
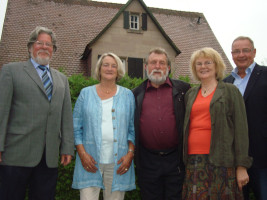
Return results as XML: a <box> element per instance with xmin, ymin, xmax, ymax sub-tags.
<box><xmin>0</xmin><ymin>26</ymin><xmax>74</xmax><ymax>200</ymax></box>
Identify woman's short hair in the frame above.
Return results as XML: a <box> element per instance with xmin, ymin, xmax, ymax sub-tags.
<box><xmin>190</xmin><ymin>47</ymin><xmax>226</xmax><ymax>81</ymax></box>
<box><xmin>27</xmin><ymin>26</ymin><xmax>57</xmax><ymax>53</ymax></box>
<box><xmin>94</xmin><ymin>52</ymin><xmax>125</xmax><ymax>81</ymax></box>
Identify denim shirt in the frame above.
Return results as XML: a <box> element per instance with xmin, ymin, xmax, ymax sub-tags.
<box><xmin>72</xmin><ymin>85</ymin><xmax>136</xmax><ymax>191</ymax></box>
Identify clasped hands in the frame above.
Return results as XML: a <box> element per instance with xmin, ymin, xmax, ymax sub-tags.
<box><xmin>80</xmin><ymin>151</ymin><xmax>134</xmax><ymax>175</ymax></box>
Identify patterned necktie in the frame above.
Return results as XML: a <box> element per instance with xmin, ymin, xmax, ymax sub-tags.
<box><xmin>38</xmin><ymin>65</ymin><xmax>53</xmax><ymax>101</ymax></box>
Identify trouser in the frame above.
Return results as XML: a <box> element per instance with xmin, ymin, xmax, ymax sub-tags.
<box><xmin>137</xmin><ymin>145</ymin><xmax>184</xmax><ymax>200</ymax></box>
<box><xmin>80</xmin><ymin>163</ymin><xmax>125</xmax><ymax>200</ymax></box>
<box><xmin>243</xmin><ymin>166</ymin><xmax>267</xmax><ymax>200</ymax></box>
<box><xmin>0</xmin><ymin>153</ymin><xmax>58</xmax><ymax>200</ymax></box>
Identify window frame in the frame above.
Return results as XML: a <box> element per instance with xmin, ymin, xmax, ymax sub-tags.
<box><xmin>129</xmin><ymin>13</ymin><xmax>140</xmax><ymax>30</ymax></box>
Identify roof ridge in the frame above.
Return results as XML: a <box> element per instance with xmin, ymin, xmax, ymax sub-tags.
<box><xmin>44</xmin><ymin>0</ymin><xmax>204</xmax><ymax>18</ymax></box>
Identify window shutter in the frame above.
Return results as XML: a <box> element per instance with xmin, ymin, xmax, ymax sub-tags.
<box><xmin>128</xmin><ymin>57</ymin><xmax>143</xmax><ymax>78</ymax></box>
<box><xmin>123</xmin><ymin>11</ymin><xmax>129</xmax><ymax>29</ymax></box>
<box><xmin>142</xmin><ymin>13</ymin><xmax>147</xmax><ymax>31</ymax></box>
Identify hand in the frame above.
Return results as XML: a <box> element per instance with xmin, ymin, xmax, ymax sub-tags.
<box><xmin>0</xmin><ymin>152</ymin><xmax>2</xmax><ymax>163</ymax></box>
<box><xmin>80</xmin><ymin>152</ymin><xmax>98</xmax><ymax>173</ymax></box>
<box><xmin>60</xmin><ymin>154</ymin><xmax>72</xmax><ymax>166</ymax></box>
<box><xmin>236</xmin><ymin>166</ymin><xmax>249</xmax><ymax>191</ymax></box>
<box><xmin>116</xmin><ymin>152</ymin><xmax>134</xmax><ymax>175</ymax></box>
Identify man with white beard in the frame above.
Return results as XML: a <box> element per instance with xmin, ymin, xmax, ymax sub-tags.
<box><xmin>0</xmin><ymin>26</ymin><xmax>74</xmax><ymax>200</ymax></box>
<box><xmin>133</xmin><ymin>47</ymin><xmax>190</xmax><ymax>200</ymax></box>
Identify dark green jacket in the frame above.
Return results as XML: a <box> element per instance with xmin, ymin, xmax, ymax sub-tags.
<box><xmin>183</xmin><ymin>81</ymin><xmax>252</xmax><ymax>168</ymax></box>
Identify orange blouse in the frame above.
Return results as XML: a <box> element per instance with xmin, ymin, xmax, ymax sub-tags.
<box><xmin>188</xmin><ymin>88</ymin><xmax>215</xmax><ymax>154</ymax></box>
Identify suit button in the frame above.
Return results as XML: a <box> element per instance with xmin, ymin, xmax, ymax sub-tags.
<box><xmin>112</xmin><ymin>109</ymin><xmax>115</xmax><ymax>112</ymax></box>
<box><xmin>115</xmin><ymin>153</ymin><xmax>117</xmax><ymax>156</ymax></box>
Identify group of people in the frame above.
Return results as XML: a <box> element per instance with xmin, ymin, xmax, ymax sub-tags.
<box><xmin>0</xmin><ymin>26</ymin><xmax>266</xmax><ymax>200</ymax></box>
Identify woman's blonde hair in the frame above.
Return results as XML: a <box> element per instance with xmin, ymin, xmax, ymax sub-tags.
<box><xmin>190</xmin><ymin>47</ymin><xmax>226</xmax><ymax>81</ymax></box>
<box><xmin>94</xmin><ymin>52</ymin><xmax>125</xmax><ymax>81</ymax></box>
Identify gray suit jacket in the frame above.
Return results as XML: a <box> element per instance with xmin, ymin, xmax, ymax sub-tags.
<box><xmin>0</xmin><ymin>59</ymin><xmax>74</xmax><ymax>168</ymax></box>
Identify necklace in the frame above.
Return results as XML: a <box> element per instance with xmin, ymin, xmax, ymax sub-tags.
<box><xmin>201</xmin><ymin>82</ymin><xmax>218</xmax><ymax>96</ymax></box>
<box><xmin>99</xmin><ymin>84</ymin><xmax>116</xmax><ymax>94</ymax></box>
<box><xmin>202</xmin><ymin>88</ymin><xmax>210</xmax><ymax>94</ymax></box>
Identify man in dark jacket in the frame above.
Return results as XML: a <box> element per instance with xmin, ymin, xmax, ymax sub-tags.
<box><xmin>133</xmin><ymin>47</ymin><xmax>190</xmax><ymax>200</ymax></box>
<box><xmin>224</xmin><ymin>36</ymin><xmax>267</xmax><ymax>200</ymax></box>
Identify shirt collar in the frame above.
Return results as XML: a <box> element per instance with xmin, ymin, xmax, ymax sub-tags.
<box><xmin>146</xmin><ymin>77</ymin><xmax>172</xmax><ymax>90</ymax></box>
<box><xmin>31</xmin><ymin>58</ymin><xmax>50</xmax><ymax>71</ymax></box>
<box><xmin>232</xmin><ymin>62</ymin><xmax>256</xmax><ymax>76</ymax></box>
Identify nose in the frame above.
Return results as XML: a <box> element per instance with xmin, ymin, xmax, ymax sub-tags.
<box><xmin>107</xmin><ymin>65</ymin><xmax>113</xmax><ymax>70</ymax></box>
<box><xmin>154</xmin><ymin>62</ymin><xmax>161</xmax><ymax>69</ymax></box>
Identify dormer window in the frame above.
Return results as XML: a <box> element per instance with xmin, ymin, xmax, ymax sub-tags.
<box><xmin>123</xmin><ymin>11</ymin><xmax>147</xmax><ymax>31</ymax></box>
<box><xmin>130</xmin><ymin>14</ymin><xmax>139</xmax><ymax>30</ymax></box>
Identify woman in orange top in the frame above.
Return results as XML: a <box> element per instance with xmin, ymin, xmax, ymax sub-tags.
<box><xmin>182</xmin><ymin>47</ymin><xmax>252</xmax><ymax>199</ymax></box>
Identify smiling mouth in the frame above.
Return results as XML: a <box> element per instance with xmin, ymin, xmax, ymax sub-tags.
<box><xmin>200</xmin><ymin>71</ymin><xmax>209</xmax><ymax>73</ymax></box>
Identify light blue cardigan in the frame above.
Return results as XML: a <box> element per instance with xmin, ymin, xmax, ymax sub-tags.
<box><xmin>72</xmin><ymin>85</ymin><xmax>136</xmax><ymax>191</ymax></box>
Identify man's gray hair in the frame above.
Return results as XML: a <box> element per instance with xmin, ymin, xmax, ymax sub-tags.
<box><xmin>145</xmin><ymin>47</ymin><xmax>171</xmax><ymax>66</ymax></box>
<box><xmin>27</xmin><ymin>26</ymin><xmax>57</xmax><ymax>55</ymax></box>
<box><xmin>232</xmin><ymin>36</ymin><xmax>254</xmax><ymax>49</ymax></box>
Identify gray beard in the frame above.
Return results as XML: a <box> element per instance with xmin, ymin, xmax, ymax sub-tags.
<box><xmin>31</xmin><ymin>51</ymin><xmax>51</xmax><ymax>65</ymax></box>
<box><xmin>147</xmin><ymin>68</ymin><xmax>169</xmax><ymax>85</ymax></box>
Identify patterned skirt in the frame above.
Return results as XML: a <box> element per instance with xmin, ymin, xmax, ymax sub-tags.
<box><xmin>182</xmin><ymin>154</ymin><xmax>243</xmax><ymax>200</ymax></box>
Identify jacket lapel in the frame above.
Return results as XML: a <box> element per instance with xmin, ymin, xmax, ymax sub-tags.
<box><xmin>210</xmin><ymin>81</ymin><xmax>224</xmax><ymax>106</ymax></box>
<box><xmin>243</xmin><ymin>64</ymin><xmax>261</xmax><ymax>101</ymax></box>
<box><xmin>50</xmin><ymin>68</ymin><xmax>58</xmax><ymax>98</ymax></box>
<box><xmin>135</xmin><ymin>82</ymin><xmax>146</xmax><ymax>117</ymax></box>
<box><xmin>23</xmin><ymin>60</ymin><xmax>46</xmax><ymax>95</ymax></box>
<box><xmin>226</xmin><ymin>75</ymin><xmax>235</xmax><ymax>83</ymax></box>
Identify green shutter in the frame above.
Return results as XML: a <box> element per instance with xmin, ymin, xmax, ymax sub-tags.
<box><xmin>123</xmin><ymin>11</ymin><xmax>129</xmax><ymax>29</ymax></box>
<box><xmin>142</xmin><ymin>13</ymin><xmax>147</xmax><ymax>31</ymax></box>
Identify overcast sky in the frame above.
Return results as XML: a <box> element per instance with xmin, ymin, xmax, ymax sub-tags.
<box><xmin>1</xmin><ymin>0</ymin><xmax>267</xmax><ymax>66</ymax></box>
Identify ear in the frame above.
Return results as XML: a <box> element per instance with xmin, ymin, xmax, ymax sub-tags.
<box><xmin>29</xmin><ymin>46</ymin><xmax>33</xmax><ymax>54</ymax></box>
<box><xmin>253</xmin><ymin>48</ymin><xmax>256</xmax><ymax>58</ymax></box>
<box><xmin>145</xmin><ymin>64</ymin><xmax>148</xmax><ymax>70</ymax></box>
<box><xmin>168</xmin><ymin>65</ymin><xmax>171</xmax><ymax>71</ymax></box>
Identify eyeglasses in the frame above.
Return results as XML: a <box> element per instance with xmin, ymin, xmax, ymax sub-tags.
<box><xmin>196</xmin><ymin>61</ymin><xmax>213</xmax><ymax>67</ymax></box>
<box><xmin>35</xmin><ymin>41</ymin><xmax>53</xmax><ymax>48</ymax></box>
<box><xmin>231</xmin><ymin>48</ymin><xmax>253</xmax><ymax>55</ymax></box>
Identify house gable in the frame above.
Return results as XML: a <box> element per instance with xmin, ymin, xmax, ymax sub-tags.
<box><xmin>86</xmin><ymin>0</ymin><xmax>181</xmax><ymax>78</ymax></box>
<box><xmin>83</xmin><ymin>0</ymin><xmax>180</xmax><ymax>56</ymax></box>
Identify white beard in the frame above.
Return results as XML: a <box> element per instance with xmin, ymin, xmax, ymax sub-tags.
<box><xmin>31</xmin><ymin>50</ymin><xmax>51</xmax><ymax>65</ymax></box>
<box><xmin>147</xmin><ymin>68</ymin><xmax>169</xmax><ymax>85</ymax></box>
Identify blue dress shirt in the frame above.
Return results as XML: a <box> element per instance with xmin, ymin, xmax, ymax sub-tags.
<box><xmin>31</xmin><ymin>58</ymin><xmax>53</xmax><ymax>83</ymax></box>
<box><xmin>231</xmin><ymin>62</ymin><xmax>256</xmax><ymax>96</ymax></box>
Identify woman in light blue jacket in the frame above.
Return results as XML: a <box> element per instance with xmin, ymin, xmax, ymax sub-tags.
<box><xmin>72</xmin><ymin>53</ymin><xmax>136</xmax><ymax>200</ymax></box>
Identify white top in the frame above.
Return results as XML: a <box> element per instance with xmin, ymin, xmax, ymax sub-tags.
<box><xmin>100</xmin><ymin>85</ymin><xmax>119</xmax><ymax>164</ymax></box>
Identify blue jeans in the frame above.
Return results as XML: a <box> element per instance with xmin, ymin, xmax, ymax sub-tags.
<box><xmin>243</xmin><ymin>167</ymin><xmax>267</xmax><ymax>200</ymax></box>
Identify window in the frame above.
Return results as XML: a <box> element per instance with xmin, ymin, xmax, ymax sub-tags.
<box><xmin>123</xmin><ymin>11</ymin><xmax>147</xmax><ymax>31</ymax></box>
<box><xmin>130</xmin><ymin>14</ymin><xmax>139</xmax><ymax>30</ymax></box>
<box><xmin>121</xmin><ymin>58</ymin><xmax>126</xmax><ymax>71</ymax></box>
